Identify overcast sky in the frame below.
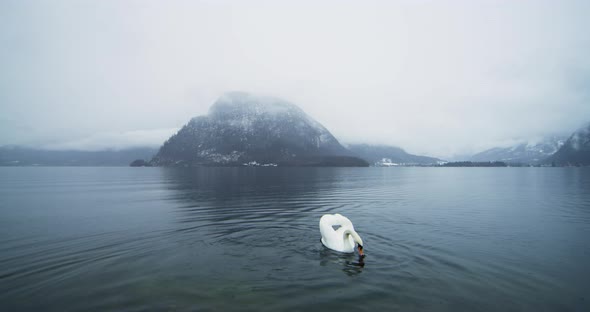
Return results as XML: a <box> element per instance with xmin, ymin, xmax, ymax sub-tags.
<box><xmin>1</xmin><ymin>0</ymin><xmax>589</xmax><ymax>158</ymax></box>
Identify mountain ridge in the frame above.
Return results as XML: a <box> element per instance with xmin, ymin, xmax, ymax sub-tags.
<box><xmin>0</xmin><ymin>146</ymin><xmax>157</xmax><ymax>166</ymax></box>
<box><xmin>546</xmin><ymin>123</ymin><xmax>590</xmax><ymax>166</ymax></box>
<box><xmin>470</xmin><ymin>136</ymin><xmax>566</xmax><ymax>164</ymax></box>
<box><xmin>346</xmin><ymin>144</ymin><xmax>441</xmax><ymax>166</ymax></box>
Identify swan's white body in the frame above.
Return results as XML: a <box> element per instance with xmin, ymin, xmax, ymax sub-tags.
<box><xmin>319</xmin><ymin>214</ymin><xmax>363</xmax><ymax>253</ymax></box>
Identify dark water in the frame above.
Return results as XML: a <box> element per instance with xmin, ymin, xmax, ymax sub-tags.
<box><xmin>1</xmin><ymin>167</ymin><xmax>589</xmax><ymax>311</ymax></box>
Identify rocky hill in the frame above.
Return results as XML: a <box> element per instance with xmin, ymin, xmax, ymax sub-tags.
<box><xmin>150</xmin><ymin>92</ymin><xmax>368</xmax><ymax>167</ymax></box>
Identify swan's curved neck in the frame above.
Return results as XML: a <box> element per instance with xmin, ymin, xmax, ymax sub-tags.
<box><xmin>344</xmin><ymin>229</ymin><xmax>363</xmax><ymax>246</ymax></box>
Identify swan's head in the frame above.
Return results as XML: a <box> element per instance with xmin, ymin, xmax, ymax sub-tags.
<box><xmin>358</xmin><ymin>244</ymin><xmax>364</xmax><ymax>257</ymax></box>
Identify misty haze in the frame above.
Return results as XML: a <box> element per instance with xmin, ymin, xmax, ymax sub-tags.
<box><xmin>1</xmin><ymin>1</ymin><xmax>589</xmax><ymax>311</ymax></box>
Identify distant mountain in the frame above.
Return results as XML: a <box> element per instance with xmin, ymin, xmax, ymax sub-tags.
<box><xmin>470</xmin><ymin>136</ymin><xmax>566</xmax><ymax>164</ymax></box>
<box><xmin>546</xmin><ymin>123</ymin><xmax>590</xmax><ymax>166</ymax></box>
<box><xmin>0</xmin><ymin>146</ymin><xmax>158</xmax><ymax>166</ymax></box>
<box><xmin>440</xmin><ymin>161</ymin><xmax>507</xmax><ymax>167</ymax></box>
<box><xmin>346</xmin><ymin>144</ymin><xmax>441</xmax><ymax>166</ymax></box>
<box><xmin>150</xmin><ymin>92</ymin><xmax>368</xmax><ymax>167</ymax></box>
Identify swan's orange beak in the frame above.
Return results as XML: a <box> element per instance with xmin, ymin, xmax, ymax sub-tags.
<box><xmin>358</xmin><ymin>245</ymin><xmax>364</xmax><ymax>256</ymax></box>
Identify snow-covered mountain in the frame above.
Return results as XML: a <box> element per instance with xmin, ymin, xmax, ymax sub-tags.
<box><xmin>470</xmin><ymin>136</ymin><xmax>566</xmax><ymax>164</ymax></box>
<box><xmin>347</xmin><ymin>144</ymin><xmax>442</xmax><ymax>166</ymax></box>
<box><xmin>151</xmin><ymin>92</ymin><xmax>368</xmax><ymax>166</ymax></box>
<box><xmin>547</xmin><ymin>123</ymin><xmax>590</xmax><ymax>166</ymax></box>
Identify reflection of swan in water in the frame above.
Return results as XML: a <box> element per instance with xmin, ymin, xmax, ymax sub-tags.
<box><xmin>320</xmin><ymin>214</ymin><xmax>364</xmax><ymax>256</ymax></box>
<box><xmin>319</xmin><ymin>248</ymin><xmax>365</xmax><ymax>276</ymax></box>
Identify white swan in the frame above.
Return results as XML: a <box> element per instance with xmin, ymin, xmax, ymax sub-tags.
<box><xmin>320</xmin><ymin>214</ymin><xmax>364</xmax><ymax>255</ymax></box>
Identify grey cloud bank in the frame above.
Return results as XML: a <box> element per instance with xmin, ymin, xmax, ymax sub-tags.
<box><xmin>1</xmin><ymin>0</ymin><xmax>589</xmax><ymax>158</ymax></box>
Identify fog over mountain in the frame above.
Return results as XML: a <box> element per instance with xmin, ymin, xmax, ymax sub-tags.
<box><xmin>547</xmin><ymin>123</ymin><xmax>590</xmax><ymax>166</ymax></box>
<box><xmin>1</xmin><ymin>1</ymin><xmax>589</xmax><ymax>158</ymax></box>
<box><xmin>470</xmin><ymin>136</ymin><xmax>567</xmax><ymax>164</ymax></box>
<box><xmin>0</xmin><ymin>146</ymin><xmax>157</xmax><ymax>167</ymax></box>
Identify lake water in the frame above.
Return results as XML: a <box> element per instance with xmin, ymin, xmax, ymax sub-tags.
<box><xmin>0</xmin><ymin>167</ymin><xmax>589</xmax><ymax>311</ymax></box>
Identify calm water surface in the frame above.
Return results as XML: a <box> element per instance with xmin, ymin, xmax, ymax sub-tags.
<box><xmin>0</xmin><ymin>167</ymin><xmax>589</xmax><ymax>311</ymax></box>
